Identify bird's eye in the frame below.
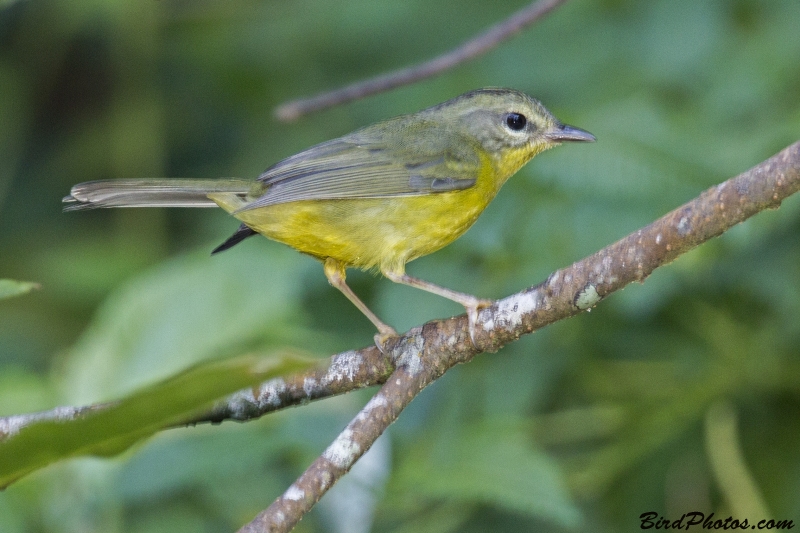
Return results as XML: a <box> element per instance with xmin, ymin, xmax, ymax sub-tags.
<box><xmin>505</xmin><ymin>113</ymin><xmax>527</xmax><ymax>131</ymax></box>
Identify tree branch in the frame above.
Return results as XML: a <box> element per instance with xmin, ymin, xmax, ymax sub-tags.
<box><xmin>0</xmin><ymin>404</ymin><xmax>112</xmax><ymax>441</ymax></box>
<box><xmin>0</xmin><ymin>349</ymin><xmax>395</xmax><ymax>440</ymax></box>
<box><xmin>238</xmin><ymin>140</ymin><xmax>800</xmax><ymax>531</ymax></box>
<box><xmin>238</xmin><ymin>331</ymin><xmax>472</xmax><ymax>533</ymax></box>
<box><xmin>190</xmin><ymin>348</ymin><xmax>394</xmax><ymax>425</ymax></box>
<box><xmin>3</xmin><ymin>142</ymin><xmax>798</xmax><ymax>532</ymax></box>
<box><xmin>472</xmin><ymin>141</ymin><xmax>800</xmax><ymax>349</ymax></box>
<box><xmin>274</xmin><ymin>0</ymin><xmax>571</xmax><ymax>121</ymax></box>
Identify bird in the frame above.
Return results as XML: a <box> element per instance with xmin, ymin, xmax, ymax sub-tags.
<box><xmin>64</xmin><ymin>88</ymin><xmax>595</xmax><ymax>348</ymax></box>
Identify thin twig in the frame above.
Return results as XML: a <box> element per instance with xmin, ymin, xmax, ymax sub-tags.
<box><xmin>0</xmin><ymin>404</ymin><xmax>113</xmax><ymax>441</ymax></box>
<box><xmin>238</xmin><ymin>140</ymin><xmax>800</xmax><ymax>532</ymax></box>
<box><xmin>274</xmin><ymin>0</ymin><xmax>571</xmax><ymax>121</ymax></box>
<box><xmin>0</xmin><ymin>349</ymin><xmax>394</xmax><ymax>440</ymax></box>
<box><xmin>191</xmin><ymin>348</ymin><xmax>394</xmax><ymax>425</ymax></box>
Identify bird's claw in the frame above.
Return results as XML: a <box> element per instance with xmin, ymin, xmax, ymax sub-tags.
<box><xmin>373</xmin><ymin>326</ymin><xmax>399</xmax><ymax>354</ymax></box>
<box><xmin>464</xmin><ymin>298</ymin><xmax>493</xmax><ymax>348</ymax></box>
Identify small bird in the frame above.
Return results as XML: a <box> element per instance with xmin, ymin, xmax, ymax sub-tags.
<box><xmin>64</xmin><ymin>88</ymin><xmax>595</xmax><ymax>348</ymax></box>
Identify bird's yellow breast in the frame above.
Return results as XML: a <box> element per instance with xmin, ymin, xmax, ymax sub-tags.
<box><xmin>209</xmin><ymin>152</ymin><xmax>514</xmax><ymax>274</ymax></box>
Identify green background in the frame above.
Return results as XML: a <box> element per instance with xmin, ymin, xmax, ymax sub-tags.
<box><xmin>1</xmin><ymin>0</ymin><xmax>799</xmax><ymax>531</ymax></box>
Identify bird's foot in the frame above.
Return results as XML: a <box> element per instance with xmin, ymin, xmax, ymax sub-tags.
<box><xmin>373</xmin><ymin>325</ymin><xmax>399</xmax><ymax>354</ymax></box>
<box><xmin>464</xmin><ymin>298</ymin><xmax>494</xmax><ymax>348</ymax></box>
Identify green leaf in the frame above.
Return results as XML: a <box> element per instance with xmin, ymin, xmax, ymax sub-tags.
<box><xmin>58</xmin><ymin>244</ymin><xmax>317</xmax><ymax>405</ymax></box>
<box><xmin>386</xmin><ymin>501</ymin><xmax>474</xmax><ymax>533</ymax></box>
<box><xmin>0</xmin><ymin>351</ymin><xmax>314</xmax><ymax>489</ymax></box>
<box><xmin>390</xmin><ymin>419</ymin><xmax>581</xmax><ymax>529</ymax></box>
<box><xmin>0</xmin><ymin>280</ymin><xmax>39</xmax><ymax>301</ymax></box>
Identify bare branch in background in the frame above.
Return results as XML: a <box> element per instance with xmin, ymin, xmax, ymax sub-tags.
<box><xmin>274</xmin><ymin>0</ymin><xmax>571</xmax><ymax>121</ymax></box>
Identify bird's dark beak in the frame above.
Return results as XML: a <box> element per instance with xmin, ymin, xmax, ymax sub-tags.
<box><xmin>545</xmin><ymin>123</ymin><xmax>596</xmax><ymax>143</ymax></box>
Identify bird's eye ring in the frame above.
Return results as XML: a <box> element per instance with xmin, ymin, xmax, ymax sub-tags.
<box><xmin>505</xmin><ymin>113</ymin><xmax>527</xmax><ymax>131</ymax></box>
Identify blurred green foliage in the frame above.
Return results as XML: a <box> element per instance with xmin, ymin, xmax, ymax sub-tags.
<box><xmin>0</xmin><ymin>351</ymin><xmax>313</xmax><ymax>489</ymax></box>
<box><xmin>1</xmin><ymin>0</ymin><xmax>799</xmax><ymax>531</ymax></box>
<box><xmin>0</xmin><ymin>279</ymin><xmax>39</xmax><ymax>300</ymax></box>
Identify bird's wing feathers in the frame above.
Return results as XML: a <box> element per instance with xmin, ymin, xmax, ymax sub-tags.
<box><xmin>238</xmin><ymin>126</ymin><xmax>481</xmax><ymax>212</ymax></box>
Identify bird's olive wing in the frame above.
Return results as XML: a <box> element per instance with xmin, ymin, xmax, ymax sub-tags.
<box><xmin>238</xmin><ymin>127</ymin><xmax>481</xmax><ymax>211</ymax></box>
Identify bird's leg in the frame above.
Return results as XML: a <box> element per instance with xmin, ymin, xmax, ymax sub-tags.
<box><xmin>324</xmin><ymin>258</ymin><xmax>398</xmax><ymax>350</ymax></box>
<box><xmin>383</xmin><ymin>269</ymin><xmax>493</xmax><ymax>347</ymax></box>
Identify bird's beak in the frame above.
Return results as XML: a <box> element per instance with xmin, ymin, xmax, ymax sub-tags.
<box><xmin>545</xmin><ymin>123</ymin><xmax>596</xmax><ymax>143</ymax></box>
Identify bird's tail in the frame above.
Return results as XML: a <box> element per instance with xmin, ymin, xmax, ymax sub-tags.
<box><xmin>63</xmin><ymin>178</ymin><xmax>260</xmax><ymax>211</ymax></box>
